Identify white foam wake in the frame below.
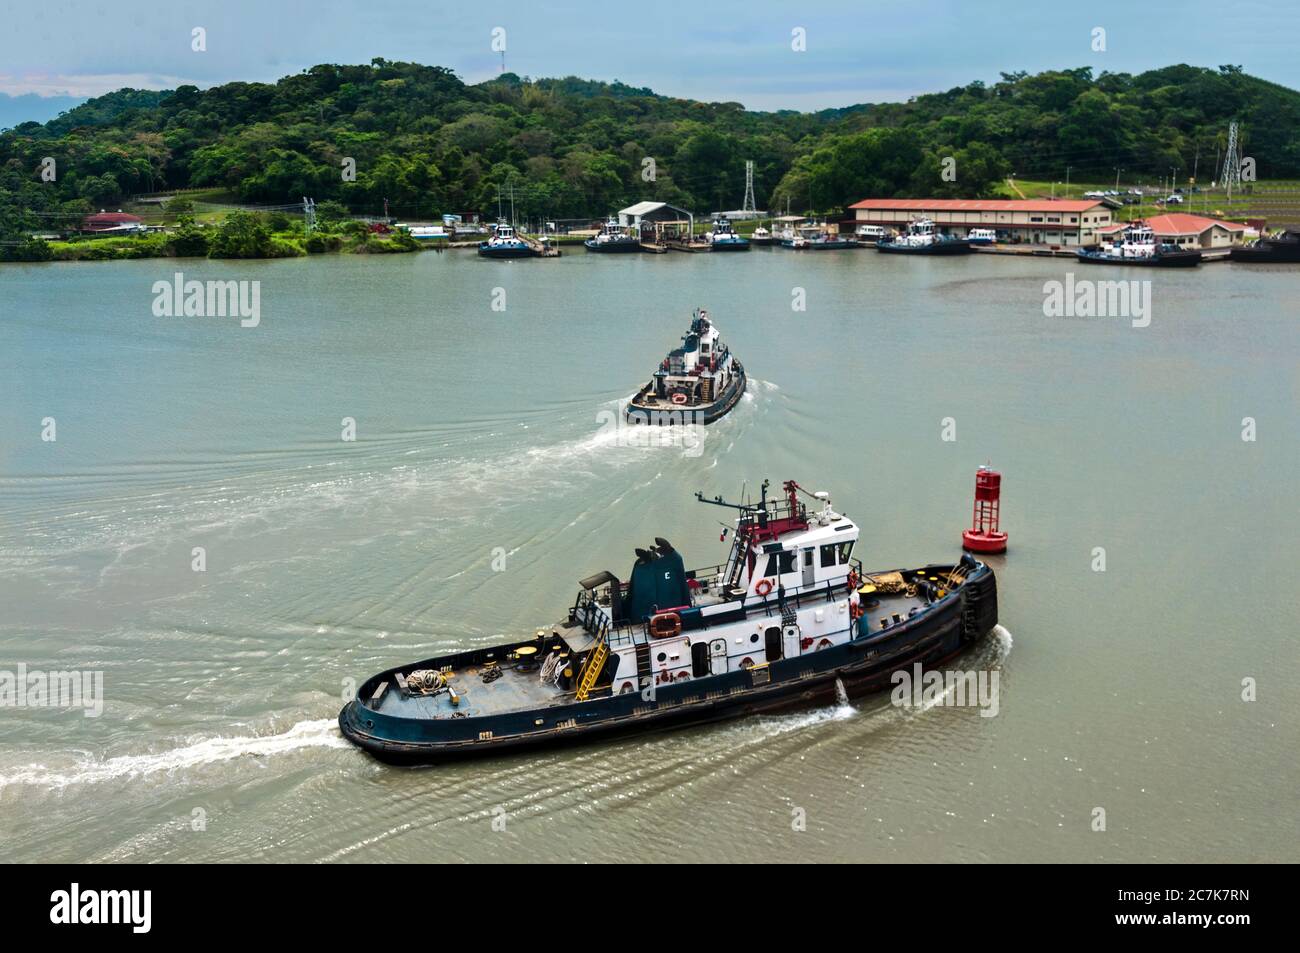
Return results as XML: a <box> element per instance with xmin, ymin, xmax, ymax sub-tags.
<box><xmin>991</xmin><ymin>624</ymin><xmax>1013</xmax><ymax>659</ymax></box>
<box><xmin>0</xmin><ymin>718</ymin><xmax>348</xmax><ymax>791</ymax></box>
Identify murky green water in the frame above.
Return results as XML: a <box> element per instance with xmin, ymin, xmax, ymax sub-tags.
<box><xmin>1</xmin><ymin>248</ymin><xmax>1296</xmax><ymax>862</ymax></box>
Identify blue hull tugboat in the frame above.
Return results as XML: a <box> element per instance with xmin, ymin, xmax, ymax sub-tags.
<box><xmin>877</xmin><ymin>218</ymin><xmax>971</xmax><ymax>255</ymax></box>
<box><xmin>626</xmin><ymin>308</ymin><xmax>746</xmax><ymax>425</ymax></box>
<box><xmin>584</xmin><ymin>218</ymin><xmax>642</xmax><ymax>253</ymax></box>
<box><xmin>1076</xmin><ymin>221</ymin><xmax>1201</xmax><ymax>267</ymax></box>
<box><xmin>477</xmin><ymin>221</ymin><xmax>535</xmax><ymax>259</ymax></box>
<box><xmin>338</xmin><ymin>480</ymin><xmax>999</xmax><ymax>765</ymax></box>
<box><xmin>705</xmin><ymin>217</ymin><xmax>750</xmax><ymax>251</ymax></box>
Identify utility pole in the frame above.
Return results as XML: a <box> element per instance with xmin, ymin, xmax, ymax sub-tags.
<box><xmin>1065</xmin><ymin>166</ymin><xmax>1071</xmax><ymax>198</ymax></box>
<box><xmin>1114</xmin><ymin>167</ymin><xmax>1123</xmax><ymax>192</ymax></box>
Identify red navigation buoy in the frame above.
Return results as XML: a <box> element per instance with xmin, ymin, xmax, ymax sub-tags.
<box><xmin>962</xmin><ymin>465</ymin><xmax>1008</xmax><ymax>554</ymax></box>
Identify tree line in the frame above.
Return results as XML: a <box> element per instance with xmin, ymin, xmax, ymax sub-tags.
<box><xmin>2</xmin><ymin>60</ymin><xmax>1296</xmax><ymax>252</ymax></box>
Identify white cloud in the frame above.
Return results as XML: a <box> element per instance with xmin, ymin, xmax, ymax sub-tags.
<box><xmin>0</xmin><ymin>73</ymin><xmax>200</xmax><ymax>98</ymax></box>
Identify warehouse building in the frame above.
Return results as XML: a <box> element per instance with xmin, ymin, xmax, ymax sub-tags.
<box><xmin>847</xmin><ymin>198</ymin><xmax>1114</xmax><ymax>245</ymax></box>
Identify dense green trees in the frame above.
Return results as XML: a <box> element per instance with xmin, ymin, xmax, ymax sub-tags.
<box><xmin>2</xmin><ymin>60</ymin><xmax>1297</xmax><ymax>248</ymax></box>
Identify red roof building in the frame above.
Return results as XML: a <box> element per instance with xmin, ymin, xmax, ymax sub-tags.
<box><xmin>1097</xmin><ymin>213</ymin><xmax>1247</xmax><ymax>249</ymax></box>
<box><xmin>82</xmin><ymin>211</ymin><xmax>144</xmax><ymax>233</ymax></box>
<box><xmin>846</xmin><ymin>197</ymin><xmax>1114</xmax><ymax>245</ymax></box>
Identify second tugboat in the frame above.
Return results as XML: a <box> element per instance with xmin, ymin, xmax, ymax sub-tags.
<box><xmin>626</xmin><ymin>309</ymin><xmax>746</xmax><ymax>425</ymax></box>
<box><xmin>705</xmin><ymin>217</ymin><xmax>750</xmax><ymax>251</ymax></box>
<box><xmin>1077</xmin><ymin>221</ymin><xmax>1202</xmax><ymax>267</ymax></box>
<box><xmin>584</xmin><ymin>217</ymin><xmax>642</xmax><ymax>253</ymax></box>
<box><xmin>339</xmin><ymin>480</ymin><xmax>999</xmax><ymax>765</ymax></box>
<box><xmin>477</xmin><ymin>221</ymin><xmax>535</xmax><ymax>259</ymax></box>
<box><xmin>877</xmin><ymin>218</ymin><xmax>971</xmax><ymax>255</ymax></box>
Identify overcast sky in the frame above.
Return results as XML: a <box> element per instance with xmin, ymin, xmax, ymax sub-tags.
<box><xmin>2</xmin><ymin>0</ymin><xmax>1296</xmax><ymax>124</ymax></box>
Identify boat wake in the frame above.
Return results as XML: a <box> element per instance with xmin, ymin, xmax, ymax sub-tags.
<box><xmin>725</xmin><ymin>625</ymin><xmax>1015</xmax><ymax>740</ymax></box>
<box><xmin>0</xmin><ymin>718</ymin><xmax>348</xmax><ymax>792</ymax></box>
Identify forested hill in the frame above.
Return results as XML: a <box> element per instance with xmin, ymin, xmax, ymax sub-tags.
<box><xmin>2</xmin><ymin>60</ymin><xmax>1297</xmax><ymax>230</ymax></box>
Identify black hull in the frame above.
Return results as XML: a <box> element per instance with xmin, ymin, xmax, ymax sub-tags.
<box><xmin>477</xmin><ymin>247</ymin><xmax>534</xmax><ymax>259</ymax></box>
<box><xmin>709</xmin><ymin>243</ymin><xmax>751</xmax><ymax>251</ymax></box>
<box><xmin>584</xmin><ymin>241</ymin><xmax>642</xmax><ymax>253</ymax></box>
<box><xmin>1076</xmin><ymin>249</ymin><xmax>1201</xmax><ymax>267</ymax></box>
<box><xmin>338</xmin><ymin>563</ymin><xmax>998</xmax><ymax>765</ymax></box>
<box><xmin>625</xmin><ymin>365</ymin><xmax>747</xmax><ymax>425</ymax></box>
<box><xmin>1230</xmin><ymin>245</ymin><xmax>1300</xmax><ymax>263</ymax></box>
<box><xmin>877</xmin><ymin>241</ymin><xmax>971</xmax><ymax>255</ymax></box>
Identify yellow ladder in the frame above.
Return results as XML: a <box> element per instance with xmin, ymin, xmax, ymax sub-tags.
<box><xmin>575</xmin><ymin>640</ymin><xmax>608</xmax><ymax>702</ymax></box>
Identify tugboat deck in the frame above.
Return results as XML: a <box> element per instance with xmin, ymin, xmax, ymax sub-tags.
<box><xmin>371</xmin><ymin>660</ymin><xmax>575</xmax><ymax>720</ymax></box>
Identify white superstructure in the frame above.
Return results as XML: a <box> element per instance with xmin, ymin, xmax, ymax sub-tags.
<box><xmin>573</xmin><ymin>481</ymin><xmax>874</xmax><ymax>693</ymax></box>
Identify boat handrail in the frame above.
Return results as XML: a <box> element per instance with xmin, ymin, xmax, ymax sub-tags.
<box><xmin>598</xmin><ymin>561</ymin><xmax>869</xmax><ymax>648</ymax></box>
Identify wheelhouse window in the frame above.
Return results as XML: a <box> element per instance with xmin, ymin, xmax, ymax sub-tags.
<box><xmin>837</xmin><ymin>541</ymin><xmax>854</xmax><ymax>565</ymax></box>
<box><xmin>820</xmin><ymin>543</ymin><xmax>838</xmax><ymax>568</ymax></box>
<box><xmin>764</xmin><ymin>551</ymin><xmax>796</xmax><ymax>576</ymax></box>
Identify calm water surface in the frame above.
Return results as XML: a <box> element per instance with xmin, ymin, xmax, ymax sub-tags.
<box><xmin>0</xmin><ymin>248</ymin><xmax>1296</xmax><ymax>862</ymax></box>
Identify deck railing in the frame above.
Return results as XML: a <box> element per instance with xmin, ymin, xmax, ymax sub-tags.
<box><xmin>589</xmin><ymin>558</ymin><xmax>869</xmax><ymax>648</ymax></box>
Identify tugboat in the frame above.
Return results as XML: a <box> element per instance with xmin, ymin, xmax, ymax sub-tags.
<box><xmin>338</xmin><ymin>480</ymin><xmax>999</xmax><ymax>765</ymax></box>
<box><xmin>625</xmin><ymin>308</ymin><xmax>746</xmax><ymax>425</ymax></box>
<box><xmin>705</xmin><ymin>217</ymin><xmax>750</xmax><ymax>251</ymax></box>
<box><xmin>1076</xmin><ymin>221</ymin><xmax>1201</xmax><ymax>267</ymax></box>
<box><xmin>877</xmin><ymin>218</ymin><xmax>972</xmax><ymax>255</ymax></box>
<box><xmin>1230</xmin><ymin>227</ymin><xmax>1300</xmax><ymax>263</ymax></box>
<box><xmin>584</xmin><ymin>218</ymin><xmax>641</xmax><ymax>253</ymax></box>
<box><xmin>477</xmin><ymin>221</ymin><xmax>535</xmax><ymax>259</ymax></box>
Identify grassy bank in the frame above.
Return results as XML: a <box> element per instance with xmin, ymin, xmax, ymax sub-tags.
<box><xmin>4</xmin><ymin>210</ymin><xmax>424</xmax><ymax>263</ymax></box>
<box><xmin>1000</xmin><ymin>177</ymin><xmax>1300</xmax><ymax>224</ymax></box>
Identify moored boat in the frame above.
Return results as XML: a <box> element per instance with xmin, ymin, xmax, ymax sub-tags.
<box><xmin>705</xmin><ymin>217</ymin><xmax>750</xmax><ymax>251</ymax></box>
<box><xmin>854</xmin><ymin>224</ymin><xmax>891</xmax><ymax>246</ymax></box>
<box><xmin>477</xmin><ymin>221</ymin><xmax>535</xmax><ymax>259</ymax></box>
<box><xmin>748</xmin><ymin>225</ymin><xmax>776</xmax><ymax>246</ymax></box>
<box><xmin>1230</xmin><ymin>227</ymin><xmax>1300</xmax><ymax>263</ymax></box>
<box><xmin>338</xmin><ymin>480</ymin><xmax>999</xmax><ymax>765</ymax></box>
<box><xmin>877</xmin><ymin>218</ymin><xmax>972</xmax><ymax>255</ymax></box>
<box><xmin>1076</xmin><ymin>221</ymin><xmax>1201</xmax><ymax>267</ymax></box>
<box><xmin>781</xmin><ymin>222</ymin><xmax>859</xmax><ymax>250</ymax></box>
<box><xmin>584</xmin><ymin>218</ymin><xmax>642</xmax><ymax>253</ymax></box>
<box><xmin>626</xmin><ymin>308</ymin><xmax>745</xmax><ymax>425</ymax></box>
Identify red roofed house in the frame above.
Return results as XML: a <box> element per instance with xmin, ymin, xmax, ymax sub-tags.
<box><xmin>82</xmin><ymin>210</ymin><xmax>145</xmax><ymax>234</ymax></box>
<box><xmin>846</xmin><ymin>198</ymin><xmax>1114</xmax><ymax>246</ymax></box>
<box><xmin>1096</xmin><ymin>213</ymin><xmax>1246</xmax><ymax>249</ymax></box>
